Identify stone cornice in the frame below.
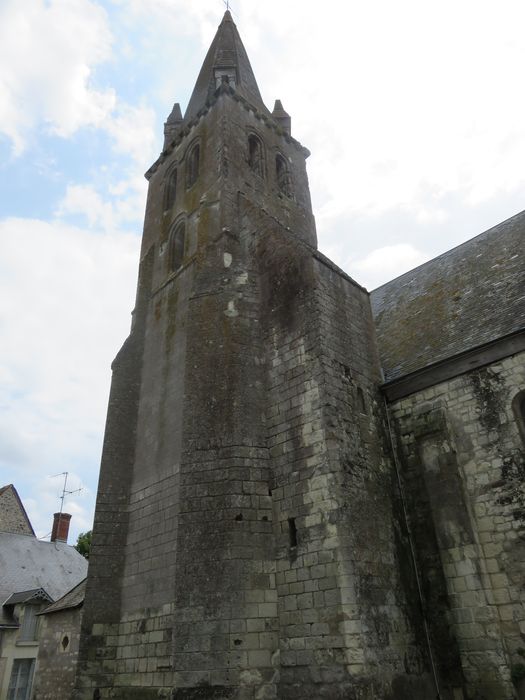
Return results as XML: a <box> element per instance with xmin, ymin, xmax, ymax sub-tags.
<box><xmin>145</xmin><ymin>85</ymin><xmax>310</xmax><ymax>181</ymax></box>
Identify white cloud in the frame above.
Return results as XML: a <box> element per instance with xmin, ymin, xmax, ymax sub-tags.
<box><xmin>235</xmin><ymin>1</ymin><xmax>525</xmax><ymax>226</ymax></box>
<box><xmin>0</xmin><ymin>216</ymin><xmax>140</xmax><ymax>540</ymax></box>
<box><xmin>57</xmin><ymin>184</ymin><xmax>115</xmax><ymax>229</ymax></box>
<box><xmin>116</xmin><ymin>0</ymin><xmax>525</xmax><ymax>243</ymax></box>
<box><xmin>112</xmin><ymin>0</ymin><xmax>218</xmax><ymax>44</ymax></box>
<box><xmin>103</xmin><ymin>103</ymin><xmax>157</xmax><ymax>165</ymax></box>
<box><xmin>349</xmin><ymin>243</ymin><xmax>429</xmax><ymax>290</ymax></box>
<box><xmin>0</xmin><ymin>0</ymin><xmax>115</xmax><ymax>153</ymax></box>
<box><xmin>54</xmin><ymin>101</ymin><xmax>155</xmax><ymax>231</ymax></box>
<box><xmin>56</xmin><ymin>171</ymin><xmax>149</xmax><ymax>233</ymax></box>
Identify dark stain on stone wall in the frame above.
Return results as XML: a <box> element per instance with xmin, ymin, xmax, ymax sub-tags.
<box><xmin>392</xmin><ymin>408</ymin><xmax>466</xmax><ymax>692</ymax></box>
<box><xmin>471</xmin><ymin>366</ymin><xmax>525</xmax><ymax>517</ymax></box>
<box><xmin>470</xmin><ymin>367</ymin><xmax>505</xmax><ymax>433</ymax></box>
<box><xmin>257</xmin><ymin>230</ymin><xmax>315</xmax><ymax>331</ymax></box>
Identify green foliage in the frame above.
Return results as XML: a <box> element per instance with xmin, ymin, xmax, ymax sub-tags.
<box><xmin>75</xmin><ymin>530</ymin><xmax>92</xmax><ymax>560</ymax></box>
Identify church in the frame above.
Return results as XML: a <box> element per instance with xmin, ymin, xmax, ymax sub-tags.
<box><xmin>75</xmin><ymin>11</ymin><xmax>525</xmax><ymax>700</ymax></box>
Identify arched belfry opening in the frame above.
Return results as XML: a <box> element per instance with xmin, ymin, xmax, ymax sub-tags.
<box><xmin>168</xmin><ymin>220</ymin><xmax>185</xmax><ymax>272</ymax></box>
<box><xmin>164</xmin><ymin>168</ymin><xmax>177</xmax><ymax>211</ymax></box>
<box><xmin>248</xmin><ymin>134</ymin><xmax>264</xmax><ymax>178</ymax></box>
<box><xmin>276</xmin><ymin>154</ymin><xmax>292</xmax><ymax>198</ymax></box>
<box><xmin>186</xmin><ymin>143</ymin><xmax>200</xmax><ymax>189</ymax></box>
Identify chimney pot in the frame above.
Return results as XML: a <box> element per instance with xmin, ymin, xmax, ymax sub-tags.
<box><xmin>51</xmin><ymin>513</ymin><xmax>71</xmax><ymax>543</ymax></box>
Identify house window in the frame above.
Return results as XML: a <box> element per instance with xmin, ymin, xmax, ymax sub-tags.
<box><xmin>7</xmin><ymin>659</ymin><xmax>35</xmax><ymax>700</ymax></box>
<box><xmin>164</xmin><ymin>168</ymin><xmax>177</xmax><ymax>211</ymax></box>
<box><xmin>248</xmin><ymin>134</ymin><xmax>264</xmax><ymax>178</ymax></box>
<box><xmin>186</xmin><ymin>144</ymin><xmax>200</xmax><ymax>188</ymax></box>
<box><xmin>19</xmin><ymin>605</ymin><xmax>38</xmax><ymax>642</ymax></box>
<box><xmin>169</xmin><ymin>221</ymin><xmax>185</xmax><ymax>272</ymax></box>
<box><xmin>276</xmin><ymin>154</ymin><xmax>292</xmax><ymax>198</ymax></box>
<box><xmin>357</xmin><ymin>386</ymin><xmax>367</xmax><ymax>415</ymax></box>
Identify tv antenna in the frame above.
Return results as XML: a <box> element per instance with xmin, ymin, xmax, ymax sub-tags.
<box><xmin>50</xmin><ymin>471</ymin><xmax>82</xmax><ymax>515</ymax></box>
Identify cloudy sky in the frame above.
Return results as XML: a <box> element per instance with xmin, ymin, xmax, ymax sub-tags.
<box><xmin>1</xmin><ymin>0</ymin><xmax>524</xmax><ymax>543</ymax></box>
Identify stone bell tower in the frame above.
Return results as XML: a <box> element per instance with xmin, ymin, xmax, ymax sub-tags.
<box><xmin>76</xmin><ymin>11</ymin><xmax>439</xmax><ymax>699</ymax></box>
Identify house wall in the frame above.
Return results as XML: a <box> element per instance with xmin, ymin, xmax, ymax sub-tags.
<box><xmin>390</xmin><ymin>351</ymin><xmax>525</xmax><ymax>700</ymax></box>
<box><xmin>33</xmin><ymin>608</ymin><xmax>82</xmax><ymax>700</ymax></box>
<box><xmin>0</xmin><ymin>487</ymin><xmax>33</xmax><ymax>535</ymax></box>
<box><xmin>0</xmin><ymin>606</ymin><xmax>39</xmax><ymax>699</ymax></box>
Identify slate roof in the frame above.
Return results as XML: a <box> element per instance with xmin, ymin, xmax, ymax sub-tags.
<box><xmin>39</xmin><ymin>578</ymin><xmax>86</xmax><ymax>615</ymax></box>
<box><xmin>3</xmin><ymin>588</ymin><xmax>53</xmax><ymax>606</ymax></box>
<box><xmin>370</xmin><ymin>209</ymin><xmax>525</xmax><ymax>383</ymax></box>
<box><xmin>0</xmin><ymin>532</ymin><xmax>88</xmax><ymax>626</ymax></box>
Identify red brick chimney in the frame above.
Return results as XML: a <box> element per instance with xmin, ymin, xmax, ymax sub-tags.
<box><xmin>51</xmin><ymin>512</ymin><xmax>71</xmax><ymax>543</ymax></box>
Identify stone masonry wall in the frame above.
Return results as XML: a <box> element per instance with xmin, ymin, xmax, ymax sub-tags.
<box><xmin>76</xmin><ymin>94</ymin><xmax>281</xmax><ymax>700</ymax></box>
<box><xmin>76</xmin><ymin>85</ymin><xmax>460</xmax><ymax>699</ymax></box>
<box><xmin>390</xmin><ymin>352</ymin><xmax>525</xmax><ymax>700</ymax></box>
<box><xmin>0</xmin><ymin>486</ymin><xmax>33</xmax><ymax>535</ymax></box>
<box><xmin>33</xmin><ymin>608</ymin><xmax>83</xmax><ymax>700</ymax></box>
<box><xmin>257</xmin><ymin>219</ymin><xmax>436</xmax><ymax>699</ymax></box>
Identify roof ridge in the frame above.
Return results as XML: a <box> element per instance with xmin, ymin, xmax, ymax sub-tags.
<box><xmin>371</xmin><ymin>208</ymin><xmax>525</xmax><ymax>293</ymax></box>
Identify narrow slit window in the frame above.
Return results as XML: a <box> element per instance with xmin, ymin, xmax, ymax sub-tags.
<box><xmin>164</xmin><ymin>168</ymin><xmax>177</xmax><ymax>211</ymax></box>
<box><xmin>276</xmin><ymin>154</ymin><xmax>292</xmax><ymax>198</ymax></box>
<box><xmin>357</xmin><ymin>386</ymin><xmax>367</xmax><ymax>414</ymax></box>
<box><xmin>512</xmin><ymin>390</ymin><xmax>525</xmax><ymax>446</ymax></box>
<box><xmin>248</xmin><ymin>135</ymin><xmax>264</xmax><ymax>178</ymax></box>
<box><xmin>186</xmin><ymin>144</ymin><xmax>200</xmax><ymax>188</ymax></box>
<box><xmin>169</xmin><ymin>221</ymin><xmax>185</xmax><ymax>272</ymax></box>
<box><xmin>288</xmin><ymin>517</ymin><xmax>298</xmax><ymax>548</ymax></box>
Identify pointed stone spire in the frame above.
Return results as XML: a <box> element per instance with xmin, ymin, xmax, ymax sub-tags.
<box><xmin>184</xmin><ymin>10</ymin><xmax>269</xmax><ymax>122</ymax></box>
<box><xmin>272</xmin><ymin>99</ymin><xmax>291</xmax><ymax>135</ymax></box>
<box><xmin>163</xmin><ymin>102</ymin><xmax>183</xmax><ymax>149</ymax></box>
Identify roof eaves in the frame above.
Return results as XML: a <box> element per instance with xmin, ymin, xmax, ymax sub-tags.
<box><xmin>3</xmin><ymin>587</ymin><xmax>53</xmax><ymax>607</ymax></box>
<box><xmin>37</xmin><ymin>578</ymin><xmax>87</xmax><ymax>615</ymax></box>
<box><xmin>381</xmin><ymin>329</ymin><xmax>525</xmax><ymax>401</ymax></box>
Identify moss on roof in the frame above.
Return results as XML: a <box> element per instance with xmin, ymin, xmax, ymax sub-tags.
<box><xmin>370</xmin><ymin>210</ymin><xmax>525</xmax><ymax>382</ymax></box>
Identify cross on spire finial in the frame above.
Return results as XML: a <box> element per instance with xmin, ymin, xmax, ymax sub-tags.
<box><xmin>223</xmin><ymin>0</ymin><xmax>230</xmax><ymax>11</ymax></box>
